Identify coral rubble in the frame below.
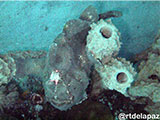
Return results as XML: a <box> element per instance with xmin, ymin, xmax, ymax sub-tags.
<box><xmin>6</xmin><ymin>51</ymin><xmax>46</xmax><ymax>92</ymax></box>
<box><xmin>151</xmin><ymin>30</ymin><xmax>160</xmax><ymax>51</ymax></box>
<box><xmin>129</xmin><ymin>53</ymin><xmax>160</xmax><ymax>103</ymax></box>
<box><xmin>9</xmin><ymin>50</ymin><xmax>46</xmax><ymax>77</ymax></box>
<box><xmin>0</xmin><ymin>83</ymin><xmax>19</xmax><ymax>112</ymax></box>
<box><xmin>144</xmin><ymin>102</ymin><xmax>160</xmax><ymax>114</ymax></box>
<box><xmin>0</xmin><ymin>55</ymin><xmax>16</xmax><ymax>86</ymax></box>
<box><xmin>62</xmin><ymin>99</ymin><xmax>114</xmax><ymax>120</ymax></box>
<box><xmin>128</xmin><ymin>30</ymin><xmax>160</xmax><ymax>114</ymax></box>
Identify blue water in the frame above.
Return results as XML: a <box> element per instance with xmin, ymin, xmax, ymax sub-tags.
<box><xmin>0</xmin><ymin>1</ymin><xmax>160</xmax><ymax>59</ymax></box>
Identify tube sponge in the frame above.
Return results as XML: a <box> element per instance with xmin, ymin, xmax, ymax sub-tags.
<box><xmin>95</xmin><ymin>58</ymin><xmax>136</xmax><ymax>96</ymax></box>
<box><xmin>86</xmin><ymin>19</ymin><xmax>121</xmax><ymax>62</ymax></box>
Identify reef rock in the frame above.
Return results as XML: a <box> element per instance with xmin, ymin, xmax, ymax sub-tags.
<box><xmin>128</xmin><ymin>53</ymin><xmax>160</xmax><ymax>103</ymax></box>
<box><xmin>62</xmin><ymin>99</ymin><xmax>114</xmax><ymax>120</ymax></box>
<box><xmin>0</xmin><ymin>55</ymin><xmax>16</xmax><ymax>85</ymax></box>
<box><xmin>144</xmin><ymin>102</ymin><xmax>160</xmax><ymax>114</ymax></box>
<box><xmin>8</xmin><ymin>50</ymin><xmax>46</xmax><ymax>78</ymax></box>
<box><xmin>151</xmin><ymin>29</ymin><xmax>160</xmax><ymax>51</ymax></box>
<box><xmin>128</xmin><ymin>31</ymin><xmax>160</xmax><ymax>114</ymax></box>
<box><xmin>95</xmin><ymin>58</ymin><xmax>136</xmax><ymax>96</ymax></box>
<box><xmin>0</xmin><ymin>83</ymin><xmax>19</xmax><ymax>112</ymax></box>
